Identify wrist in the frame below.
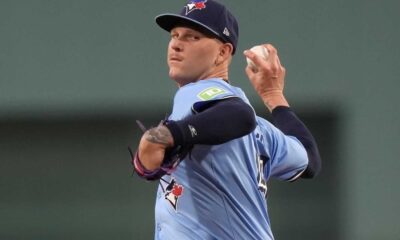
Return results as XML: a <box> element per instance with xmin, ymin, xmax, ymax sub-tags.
<box><xmin>260</xmin><ymin>90</ymin><xmax>289</xmax><ymax>112</ymax></box>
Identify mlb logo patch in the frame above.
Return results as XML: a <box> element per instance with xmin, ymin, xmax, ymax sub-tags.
<box><xmin>185</xmin><ymin>0</ymin><xmax>207</xmax><ymax>15</ymax></box>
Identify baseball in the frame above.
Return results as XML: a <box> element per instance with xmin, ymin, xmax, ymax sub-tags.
<box><xmin>246</xmin><ymin>45</ymin><xmax>269</xmax><ymax>71</ymax></box>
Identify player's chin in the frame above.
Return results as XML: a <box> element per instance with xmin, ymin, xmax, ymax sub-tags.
<box><xmin>169</xmin><ymin>69</ymin><xmax>192</xmax><ymax>86</ymax></box>
<box><xmin>168</xmin><ymin>68</ymin><xmax>182</xmax><ymax>82</ymax></box>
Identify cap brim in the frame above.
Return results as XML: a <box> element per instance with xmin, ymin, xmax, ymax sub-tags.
<box><xmin>155</xmin><ymin>13</ymin><xmax>222</xmax><ymax>39</ymax></box>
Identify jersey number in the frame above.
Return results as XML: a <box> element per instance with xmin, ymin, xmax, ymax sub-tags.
<box><xmin>256</xmin><ymin>155</ymin><xmax>268</xmax><ymax>197</ymax></box>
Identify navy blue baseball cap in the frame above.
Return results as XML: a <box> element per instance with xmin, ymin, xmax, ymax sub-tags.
<box><xmin>155</xmin><ymin>0</ymin><xmax>239</xmax><ymax>54</ymax></box>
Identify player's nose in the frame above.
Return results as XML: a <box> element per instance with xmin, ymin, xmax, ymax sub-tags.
<box><xmin>169</xmin><ymin>38</ymin><xmax>183</xmax><ymax>52</ymax></box>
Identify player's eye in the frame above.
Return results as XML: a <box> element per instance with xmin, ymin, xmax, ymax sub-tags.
<box><xmin>187</xmin><ymin>34</ymin><xmax>200</xmax><ymax>41</ymax></box>
<box><xmin>170</xmin><ymin>33</ymin><xmax>178</xmax><ymax>39</ymax></box>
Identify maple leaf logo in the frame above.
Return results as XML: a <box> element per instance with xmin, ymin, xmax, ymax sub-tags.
<box><xmin>194</xmin><ymin>2</ymin><xmax>206</xmax><ymax>9</ymax></box>
<box><xmin>172</xmin><ymin>184</ymin><xmax>183</xmax><ymax>196</ymax></box>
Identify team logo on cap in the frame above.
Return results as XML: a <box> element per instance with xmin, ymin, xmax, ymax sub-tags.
<box><xmin>185</xmin><ymin>0</ymin><xmax>207</xmax><ymax>15</ymax></box>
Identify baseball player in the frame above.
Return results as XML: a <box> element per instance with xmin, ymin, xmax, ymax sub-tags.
<box><xmin>131</xmin><ymin>0</ymin><xmax>321</xmax><ymax>239</ymax></box>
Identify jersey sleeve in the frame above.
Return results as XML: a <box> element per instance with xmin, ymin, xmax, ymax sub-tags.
<box><xmin>169</xmin><ymin>79</ymin><xmax>237</xmax><ymax>120</ymax></box>
<box><xmin>255</xmin><ymin>117</ymin><xmax>309</xmax><ymax>181</ymax></box>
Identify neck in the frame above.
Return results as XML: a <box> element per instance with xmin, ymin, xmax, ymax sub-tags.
<box><xmin>201</xmin><ymin>62</ymin><xmax>229</xmax><ymax>81</ymax></box>
<box><xmin>203</xmin><ymin>69</ymin><xmax>228</xmax><ymax>81</ymax></box>
<box><xmin>176</xmin><ymin>67</ymin><xmax>229</xmax><ymax>87</ymax></box>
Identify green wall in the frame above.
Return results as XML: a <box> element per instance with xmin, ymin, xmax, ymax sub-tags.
<box><xmin>1</xmin><ymin>0</ymin><xmax>399</xmax><ymax>239</ymax></box>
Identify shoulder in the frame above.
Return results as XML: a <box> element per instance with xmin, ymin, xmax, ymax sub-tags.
<box><xmin>171</xmin><ymin>79</ymin><xmax>237</xmax><ymax>116</ymax></box>
<box><xmin>170</xmin><ymin>78</ymin><xmax>251</xmax><ymax>120</ymax></box>
<box><xmin>176</xmin><ymin>78</ymin><xmax>236</xmax><ymax>101</ymax></box>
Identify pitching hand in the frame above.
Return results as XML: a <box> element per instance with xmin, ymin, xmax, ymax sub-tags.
<box><xmin>244</xmin><ymin>44</ymin><xmax>289</xmax><ymax>112</ymax></box>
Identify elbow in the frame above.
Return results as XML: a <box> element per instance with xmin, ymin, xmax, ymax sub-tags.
<box><xmin>221</xmin><ymin>98</ymin><xmax>256</xmax><ymax>136</ymax></box>
<box><xmin>244</xmin><ymin>114</ymin><xmax>257</xmax><ymax>134</ymax></box>
<box><xmin>240</xmin><ymin>104</ymin><xmax>257</xmax><ymax>134</ymax></box>
<box><xmin>302</xmin><ymin>165</ymin><xmax>321</xmax><ymax>178</ymax></box>
<box><xmin>298</xmin><ymin>139</ymin><xmax>322</xmax><ymax>179</ymax></box>
<box><xmin>301</xmin><ymin>155</ymin><xmax>322</xmax><ymax>179</ymax></box>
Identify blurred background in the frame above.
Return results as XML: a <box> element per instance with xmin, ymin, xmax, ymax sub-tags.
<box><xmin>1</xmin><ymin>0</ymin><xmax>399</xmax><ymax>239</ymax></box>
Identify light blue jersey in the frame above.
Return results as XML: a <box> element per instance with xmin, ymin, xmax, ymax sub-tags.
<box><xmin>154</xmin><ymin>78</ymin><xmax>308</xmax><ymax>240</ymax></box>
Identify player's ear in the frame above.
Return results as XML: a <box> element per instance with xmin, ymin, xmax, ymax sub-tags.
<box><xmin>220</xmin><ymin>43</ymin><xmax>233</xmax><ymax>57</ymax></box>
<box><xmin>215</xmin><ymin>43</ymin><xmax>233</xmax><ymax>65</ymax></box>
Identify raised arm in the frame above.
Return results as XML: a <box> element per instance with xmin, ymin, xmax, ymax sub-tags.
<box><xmin>244</xmin><ymin>44</ymin><xmax>321</xmax><ymax>178</ymax></box>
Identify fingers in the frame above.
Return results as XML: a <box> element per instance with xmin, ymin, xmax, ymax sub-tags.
<box><xmin>265</xmin><ymin>44</ymin><xmax>281</xmax><ymax>66</ymax></box>
<box><xmin>243</xmin><ymin>48</ymin><xmax>265</xmax><ymax>72</ymax></box>
<box><xmin>263</xmin><ymin>44</ymin><xmax>282</xmax><ymax>72</ymax></box>
<box><xmin>244</xmin><ymin>43</ymin><xmax>284</xmax><ymax>74</ymax></box>
<box><xmin>244</xmin><ymin>65</ymin><xmax>256</xmax><ymax>82</ymax></box>
<box><xmin>264</xmin><ymin>44</ymin><xmax>277</xmax><ymax>66</ymax></box>
<box><xmin>243</xmin><ymin>43</ymin><xmax>287</xmax><ymax>97</ymax></box>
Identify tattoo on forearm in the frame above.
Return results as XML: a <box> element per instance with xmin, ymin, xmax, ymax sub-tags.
<box><xmin>145</xmin><ymin>126</ymin><xmax>172</xmax><ymax>146</ymax></box>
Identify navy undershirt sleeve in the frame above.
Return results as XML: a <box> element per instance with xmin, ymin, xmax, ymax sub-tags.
<box><xmin>165</xmin><ymin>97</ymin><xmax>256</xmax><ymax>147</ymax></box>
<box><xmin>271</xmin><ymin>106</ymin><xmax>322</xmax><ymax>178</ymax></box>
